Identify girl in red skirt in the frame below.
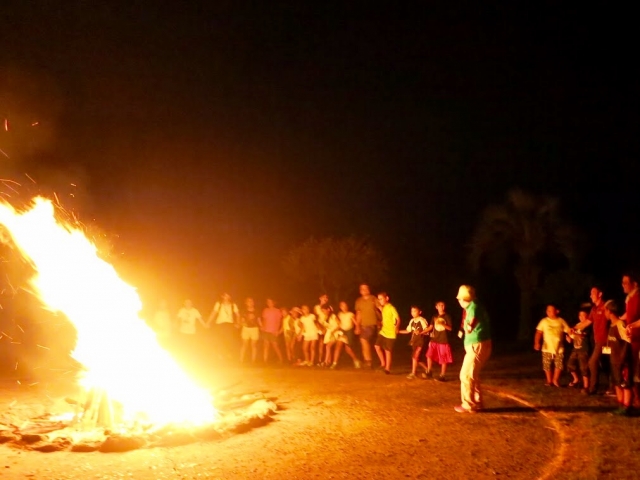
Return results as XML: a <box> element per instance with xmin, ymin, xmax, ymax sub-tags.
<box><xmin>423</xmin><ymin>301</ymin><xmax>453</xmax><ymax>381</ymax></box>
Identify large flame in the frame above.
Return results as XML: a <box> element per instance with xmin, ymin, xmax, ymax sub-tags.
<box><xmin>0</xmin><ymin>197</ymin><xmax>216</xmax><ymax>427</ymax></box>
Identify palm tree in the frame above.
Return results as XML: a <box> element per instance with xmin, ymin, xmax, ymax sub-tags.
<box><xmin>469</xmin><ymin>189</ymin><xmax>583</xmax><ymax>341</ymax></box>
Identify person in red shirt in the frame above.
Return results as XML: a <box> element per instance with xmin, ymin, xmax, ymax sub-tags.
<box><xmin>621</xmin><ymin>273</ymin><xmax>640</xmax><ymax>407</ymax></box>
<box><xmin>261</xmin><ymin>298</ymin><xmax>284</xmax><ymax>364</ymax></box>
<box><xmin>582</xmin><ymin>287</ymin><xmax>608</xmax><ymax>395</ymax></box>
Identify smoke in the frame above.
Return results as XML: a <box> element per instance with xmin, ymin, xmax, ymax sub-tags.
<box><xmin>0</xmin><ymin>66</ymin><xmax>63</xmax><ymax>166</ymax></box>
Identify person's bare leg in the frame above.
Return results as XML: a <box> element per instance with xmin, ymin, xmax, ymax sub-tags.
<box><xmin>303</xmin><ymin>340</ymin><xmax>310</xmax><ymax>364</ymax></box>
<box><xmin>441</xmin><ymin>363</ymin><xmax>448</xmax><ymax>376</ymax></box>
<box><xmin>385</xmin><ymin>350</ymin><xmax>392</xmax><ymax>372</ymax></box>
<box><xmin>240</xmin><ymin>339</ymin><xmax>248</xmax><ymax>363</ymax></box>
<box><xmin>411</xmin><ymin>348</ymin><xmax>420</xmax><ymax>375</ymax></box>
<box><xmin>582</xmin><ymin>376</ymin><xmax>589</xmax><ymax>390</ymax></box>
<box><xmin>310</xmin><ymin>341</ymin><xmax>316</xmax><ymax>365</ymax></box>
<box><xmin>345</xmin><ymin>345</ymin><xmax>359</xmax><ymax>362</ymax></box>
<box><xmin>374</xmin><ymin>344</ymin><xmax>385</xmax><ymax>368</ymax></box>
<box><xmin>324</xmin><ymin>343</ymin><xmax>332</xmax><ymax>364</ymax></box>
<box><xmin>263</xmin><ymin>341</ymin><xmax>269</xmax><ymax>363</ymax></box>
<box><xmin>251</xmin><ymin>339</ymin><xmax>258</xmax><ymax>363</ymax></box>
<box><xmin>427</xmin><ymin>357</ymin><xmax>433</xmax><ymax>374</ymax></box>
<box><xmin>615</xmin><ymin>386</ymin><xmax>623</xmax><ymax>404</ymax></box>
<box><xmin>272</xmin><ymin>341</ymin><xmax>283</xmax><ymax>363</ymax></box>
<box><xmin>318</xmin><ymin>342</ymin><xmax>324</xmax><ymax>364</ymax></box>
<box><xmin>552</xmin><ymin>367</ymin><xmax>562</xmax><ymax>387</ymax></box>
<box><xmin>360</xmin><ymin>338</ymin><xmax>372</xmax><ymax>364</ymax></box>
<box><xmin>334</xmin><ymin>342</ymin><xmax>343</xmax><ymax>364</ymax></box>
<box><xmin>544</xmin><ymin>369</ymin><xmax>552</xmax><ymax>384</ymax></box>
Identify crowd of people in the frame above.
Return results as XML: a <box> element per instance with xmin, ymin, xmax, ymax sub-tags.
<box><xmin>533</xmin><ymin>272</ymin><xmax>640</xmax><ymax>416</ymax></box>
<box><xmin>146</xmin><ymin>272</ymin><xmax>640</xmax><ymax>416</ymax></box>
<box><xmin>148</xmin><ymin>283</ymin><xmax>493</xmax><ymax>414</ymax></box>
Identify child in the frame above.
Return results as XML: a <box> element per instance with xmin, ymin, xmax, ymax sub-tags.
<box><xmin>239</xmin><ymin>297</ymin><xmax>260</xmax><ymax>364</ymax></box>
<box><xmin>322</xmin><ymin>305</ymin><xmax>341</xmax><ymax>367</ymax></box>
<box><xmin>423</xmin><ymin>301</ymin><xmax>453</xmax><ymax>381</ymax></box>
<box><xmin>299</xmin><ymin>305</ymin><xmax>319</xmax><ymax>367</ymax></box>
<box><xmin>374</xmin><ymin>292</ymin><xmax>400</xmax><ymax>374</ymax></box>
<box><xmin>290</xmin><ymin>307</ymin><xmax>304</xmax><ymax>365</ymax></box>
<box><xmin>314</xmin><ymin>295</ymin><xmax>330</xmax><ymax>366</ymax></box>
<box><xmin>534</xmin><ymin>304</ymin><xmax>571</xmax><ymax>387</ymax></box>
<box><xmin>398</xmin><ymin>306</ymin><xmax>428</xmax><ymax>379</ymax></box>
<box><xmin>566</xmin><ymin>309</ymin><xmax>591</xmax><ymax>391</ymax></box>
<box><xmin>282</xmin><ymin>307</ymin><xmax>296</xmax><ymax>363</ymax></box>
<box><xmin>604</xmin><ymin>300</ymin><xmax>634</xmax><ymax>416</ymax></box>
<box><xmin>334</xmin><ymin>301</ymin><xmax>362</xmax><ymax>368</ymax></box>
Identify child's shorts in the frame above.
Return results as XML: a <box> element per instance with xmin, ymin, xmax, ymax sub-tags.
<box><xmin>426</xmin><ymin>342</ymin><xmax>453</xmax><ymax>364</ymax></box>
<box><xmin>360</xmin><ymin>325</ymin><xmax>378</xmax><ymax>342</ymax></box>
<box><xmin>542</xmin><ymin>351</ymin><xmax>563</xmax><ymax>371</ymax></box>
<box><xmin>375</xmin><ymin>335</ymin><xmax>395</xmax><ymax>352</ymax></box>
<box><xmin>409</xmin><ymin>335</ymin><xmax>424</xmax><ymax>348</ymax></box>
<box><xmin>611</xmin><ymin>362</ymin><xmax>633</xmax><ymax>389</ymax></box>
<box><xmin>567</xmin><ymin>350</ymin><xmax>589</xmax><ymax>376</ymax></box>
<box><xmin>241</xmin><ymin>326</ymin><xmax>260</xmax><ymax>341</ymax></box>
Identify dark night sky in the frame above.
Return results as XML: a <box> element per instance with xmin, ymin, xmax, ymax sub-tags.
<box><xmin>1</xmin><ymin>3</ymin><xmax>638</xmax><ymax>325</ymax></box>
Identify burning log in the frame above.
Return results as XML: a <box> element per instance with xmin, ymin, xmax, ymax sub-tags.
<box><xmin>80</xmin><ymin>388</ymin><xmax>120</xmax><ymax>430</ymax></box>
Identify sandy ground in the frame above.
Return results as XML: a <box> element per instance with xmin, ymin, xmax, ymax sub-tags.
<box><xmin>0</xmin><ymin>359</ymin><xmax>558</xmax><ymax>480</ymax></box>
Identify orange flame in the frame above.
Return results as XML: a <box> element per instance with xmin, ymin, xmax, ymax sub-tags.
<box><xmin>0</xmin><ymin>197</ymin><xmax>217</xmax><ymax>427</ymax></box>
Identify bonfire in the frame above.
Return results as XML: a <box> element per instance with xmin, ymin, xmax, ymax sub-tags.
<box><xmin>0</xmin><ymin>197</ymin><xmax>276</xmax><ymax>452</ymax></box>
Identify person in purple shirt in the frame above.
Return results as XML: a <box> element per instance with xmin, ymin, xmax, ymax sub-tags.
<box><xmin>260</xmin><ymin>298</ymin><xmax>284</xmax><ymax>364</ymax></box>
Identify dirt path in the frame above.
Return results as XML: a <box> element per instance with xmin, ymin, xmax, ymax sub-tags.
<box><xmin>0</xmin><ymin>365</ymin><xmax>557</xmax><ymax>480</ymax></box>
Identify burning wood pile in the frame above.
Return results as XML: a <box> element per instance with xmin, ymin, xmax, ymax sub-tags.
<box><xmin>0</xmin><ymin>389</ymin><xmax>277</xmax><ymax>452</ymax></box>
<box><xmin>0</xmin><ymin>198</ymin><xmax>277</xmax><ymax>452</ymax></box>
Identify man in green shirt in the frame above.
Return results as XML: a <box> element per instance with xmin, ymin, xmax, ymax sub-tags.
<box><xmin>455</xmin><ymin>285</ymin><xmax>492</xmax><ymax>413</ymax></box>
<box><xmin>374</xmin><ymin>292</ymin><xmax>400</xmax><ymax>374</ymax></box>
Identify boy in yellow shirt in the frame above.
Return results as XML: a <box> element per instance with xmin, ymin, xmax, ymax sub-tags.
<box><xmin>374</xmin><ymin>292</ymin><xmax>400</xmax><ymax>374</ymax></box>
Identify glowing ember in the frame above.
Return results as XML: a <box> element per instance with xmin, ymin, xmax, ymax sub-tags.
<box><xmin>0</xmin><ymin>197</ymin><xmax>217</xmax><ymax>429</ymax></box>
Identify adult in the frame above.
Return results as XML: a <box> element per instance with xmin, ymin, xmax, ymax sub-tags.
<box><xmin>261</xmin><ymin>298</ymin><xmax>284</xmax><ymax>363</ymax></box>
<box><xmin>152</xmin><ymin>299</ymin><xmax>172</xmax><ymax>346</ymax></box>
<box><xmin>583</xmin><ymin>286</ymin><xmax>608</xmax><ymax>395</ymax></box>
<box><xmin>355</xmin><ymin>284</ymin><xmax>381</xmax><ymax>368</ymax></box>
<box><xmin>177</xmin><ymin>299</ymin><xmax>205</xmax><ymax>335</ymax></box>
<box><xmin>239</xmin><ymin>297</ymin><xmax>260</xmax><ymax>364</ymax></box>
<box><xmin>455</xmin><ymin>285</ymin><xmax>492</xmax><ymax>413</ymax></box>
<box><xmin>622</xmin><ymin>273</ymin><xmax>640</xmax><ymax>407</ymax></box>
<box><xmin>176</xmin><ymin>299</ymin><xmax>206</xmax><ymax>364</ymax></box>
<box><xmin>207</xmin><ymin>293</ymin><xmax>240</xmax><ymax>361</ymax></box>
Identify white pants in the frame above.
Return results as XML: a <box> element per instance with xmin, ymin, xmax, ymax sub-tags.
<box><xmin>459</xmin><ymin>340</ymin><xmax>492</xmax><ymax>410</ymax></box>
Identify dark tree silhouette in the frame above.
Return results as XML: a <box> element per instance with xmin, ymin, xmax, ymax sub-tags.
<box><xmin>283</xmin><ymin>236</ymin><xmax>388</xmax><ymax>301</ymax></box>
<box><xmin>470</xmin><ymin>189</ymin><xmax>585</xmax><ymax>341</ymax></box>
